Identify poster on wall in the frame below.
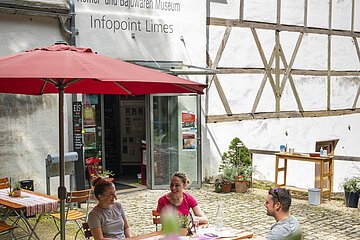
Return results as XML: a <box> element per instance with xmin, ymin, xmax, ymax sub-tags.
<box><xmin>84</xmin><ymin>127</ymin><xmax>96</xmax><ymax>150</ymax></box>
<box><xmin>182</xmin><ymin>132</ymin><xmax>196</xmax><ymax>150</ymax></box>
<box><xmin>83</xmin><ymin>105</ymin><xmax>96</xmax><ymax>126</ymax></box>
<box><xmin>182</xmin><ymin>111</ymin><xmax>195</xmax><ymax>129</ymax></box>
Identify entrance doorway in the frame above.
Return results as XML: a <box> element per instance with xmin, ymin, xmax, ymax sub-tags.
<box><xmin>104</xmin><ymin>95</ymin><xmax>146</xmax><ymax>188</ymax></box>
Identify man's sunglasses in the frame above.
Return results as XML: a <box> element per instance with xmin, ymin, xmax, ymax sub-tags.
<box><xmin>274</xmin><ymin>187</ymin><xmax>280</xmax><ymax>203</ymax></box>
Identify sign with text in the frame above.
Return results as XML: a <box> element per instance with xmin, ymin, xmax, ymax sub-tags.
<box><xmin>75</xmin><ymin>0</ymin><xmax>205</xmax><ymax>63</ymax></box>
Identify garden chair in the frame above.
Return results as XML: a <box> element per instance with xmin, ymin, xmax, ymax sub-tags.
<box><xmin>82</xmin><ymin>222</ymin><xmax>93</xmax><ymax>239</ymax></box>
<box><xmin>0</xmin><ymin>177</ymin><xmax>10</xmax><ymax>189</ymax></box>
<box><xmin>152</xmin><ymin>210</ymin><xmax>161</xmax><ymax>231</ymax></box>
<box><xmin>0</xmin><ymin>220</ymin><xmax>16</xmax><ymax>239</ymax></box>
<box><xmin>50</xmin><ymin>189</ymin><xmax>92</xmax><ymax>239</ymax></box>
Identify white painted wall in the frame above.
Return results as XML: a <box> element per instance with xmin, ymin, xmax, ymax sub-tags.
<box><xmin>206</xmin><ymin>0</ymin><xmax>360</xmax><ymax>192</ymax></box>
<box><xmin>0</xmin><ymin>14</ymin><xmax>72</xmax><ymax>194</ymax></box>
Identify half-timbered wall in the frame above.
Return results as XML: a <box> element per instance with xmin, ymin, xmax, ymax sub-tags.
<box><xmin>205</xmin><ymin>0</ymin><xmax>360</xmax><ymax>191</ymax></box>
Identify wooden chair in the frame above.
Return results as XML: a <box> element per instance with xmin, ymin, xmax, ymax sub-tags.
<box><xmin>152</xmin><ymin>210</ymin><xmax>161</xmax><ymax>231</ymax></box>
<box><xmin>0</xmin><ymin>177</ymin><xmax>10</xmax><ymax>189</ymax></box>
<box><xmin>0</xmin><ymin>221</ymin><xmax>16</xmax><ymax>239</ymax></box>
<box><xmin>50</xmin><ymin>189</ymin><xmax>92</xmax><ymax>239</ymax></box>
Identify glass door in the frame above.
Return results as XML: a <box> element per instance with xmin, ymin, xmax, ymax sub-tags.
<box><xmin>148</xmin><ymin>94</ymin><xmax>201</xmax><ymax>189</ymax></box>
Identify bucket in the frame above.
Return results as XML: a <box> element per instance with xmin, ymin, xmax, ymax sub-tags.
<box><xmin>308</xmin><ymin>188</ymin><xmax>320</xmax><ymax>205</ymax></box>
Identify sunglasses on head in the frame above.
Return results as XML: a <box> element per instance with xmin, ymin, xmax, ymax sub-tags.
<box><xmin>274</xmin><ymin>187</ymin><xmax>280</xmax><ymax>203</ymax></box>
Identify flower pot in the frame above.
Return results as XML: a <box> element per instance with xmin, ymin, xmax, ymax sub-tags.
<box><xmin>179</xmin><ymin>228</ymin><xmax>189</xmax><ymax>236</ymax></box>
<box><xmin>235</xmin><ymin>181</ymin><xmax>248</xmax><ymax>193</ymax></box>
<box><xmin>12</xmin><ymin>189</ymin><xmax>21</xmax><ymax>197</ymax></box>
<box><xmin>220</xmin><ymin>183</ymin><xmax>232</xmax><ymax>193</ymax></box>
<box><xmin>345</xmin><ymin>191</ymin><xmax>359</xmax><ymax>208</ymax></box>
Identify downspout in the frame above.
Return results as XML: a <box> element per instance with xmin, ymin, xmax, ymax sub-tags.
<box><xmin>68</xmin><ymin>0</ymin><xmax>76</xmax><ymax>46</ymax></box>
<box><xmin>59</xmin><ymin>0</ymin><xmax>76</xmax><ymax>46</ymax></box>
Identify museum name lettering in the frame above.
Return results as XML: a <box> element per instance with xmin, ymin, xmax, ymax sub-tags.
<box><xmin>78</xmin><ymin>0</ymin><xmax>181</xmax><ymax>12</ymax></box>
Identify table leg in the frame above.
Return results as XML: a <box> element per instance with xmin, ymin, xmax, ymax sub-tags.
<box><xmin>329</xmin><ymin>159</ymin><xmax>334</xmax><ymax>201</ymax></box>
<box><xmin>283</xmin><ymin>158</ymin><xmax>288</xmax><ymax>186</ymax></box>
<box><xmin>275</xmin><ymin>156</ymin><xmax>279</xmax><ymax>187</ymax></box>
<box><xmin>319</xmin><ymin>160</ymin><xmax>324</xmax><ymax>204</ymax></box>
<box><xmin>18</xmin><ymin>210</ymin><xmax>40</xmax><ymax>240</ymax></box>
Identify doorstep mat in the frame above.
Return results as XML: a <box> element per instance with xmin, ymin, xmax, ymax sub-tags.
<box><xmin>114</xmin><ymin>182</ymin><xmax>136</xmax><ymax>191</ymax></box>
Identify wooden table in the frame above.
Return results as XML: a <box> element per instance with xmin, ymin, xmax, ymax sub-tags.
<box><xmin>275</xmin><ymin>153</ymin><xmax>334</xmax><ymax>203</ymax></box>
<box><xmin>0</xmin><ymin>188</ymin><xmax>59</xmax><ymax>239</ymax></box>
<box><xmin>126</xmin><ymin>229</ymin><xmax>254</xmax><ymax>239</ymax></box>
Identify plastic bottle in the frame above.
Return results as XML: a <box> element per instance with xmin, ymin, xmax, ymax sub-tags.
<box><xmin>320</xmin><ymin>147</ymin><xmax>324</xmax><ymax>156</ymax></box>
<box><xmin>215</xmin><ymin>203</ymin><xmax>224</xmax><ymax>230</ymax></box>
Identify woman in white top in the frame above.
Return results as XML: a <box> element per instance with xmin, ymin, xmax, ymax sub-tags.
<box><xmin>87</xmin><ymin>177</ymin><xmax>131</xmax><ymax>239</ymax></box>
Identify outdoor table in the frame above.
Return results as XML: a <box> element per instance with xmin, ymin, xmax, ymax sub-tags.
<box><xmin>125</xmin><ymin>227</ymin><xmax>254</xmax><ymax>239</ymax></box>
<box><xmin>274</xmin><ymin>153</ymin><xmax>334</xmax><ymax>203</ymax></box>
<box><xmin>0</xmin><ymin>188</ymin><xmax>59</xmax><ymax>240</ymax></box>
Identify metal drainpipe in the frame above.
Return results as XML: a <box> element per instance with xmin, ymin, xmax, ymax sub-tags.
<box><xmin>68</xmin><ymin>0</ymin><xmax>76</xmax><ymax>46</ymax></box>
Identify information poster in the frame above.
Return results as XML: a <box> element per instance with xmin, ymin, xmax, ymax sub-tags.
<box><xmin>182</xmin><ymin>132</ymin><xmax>196</xmax><ymax>150</ymax></box>
<box><xmin>84</xmin><ymin>127</ymin><xmax>97</xmax><ymax>150</ymax></box>
<box><xmin>182</xmin><ymin>111</ymin><xmax>195</xmax><ymax>129</ymax></box>
<box><xmin>83</xmin><ymin>105</ymin><xmax>96</xmax><ymax>126</ymax></box>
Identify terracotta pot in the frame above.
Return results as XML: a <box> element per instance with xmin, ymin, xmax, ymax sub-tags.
<box><xmin>12</xmin><ymin>189</ymin><xmax>21</xmax><ymax>197</ymax></box>
<box><xmin>179</xmin><ymin>228</ymin><xmax>189</xmax><ymax>236</ymax></box>
<box><xmin>235</xmin><ymin>181</ymin><xmax>248</xmax><ymax>193</ymax></box>
<box><xmin>220</xmin><ymin>183</ymin><xmax>232</xmax><ymax>193</ymax></box>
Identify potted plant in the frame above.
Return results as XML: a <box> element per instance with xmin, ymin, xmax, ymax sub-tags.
<box><xmin>214</xmin><ymin>177</ymin><xmax>232</xmax><ymax>193</ymax></box>
<box><xmin>343</xmin><ymin>177</ymin><xmax>360</xmax><ymax>208</ymax></box>
<box><xmin>177</xmin><ymin>215</ymin><xmax>191</xmax><ymax>236</ymax></box>
<box><xmin>235</xmin><ymin>175</ymin><xmax>248</xmax><ymax>193</ymax></box>
<box><xmin>8</xmin><ymin>181</ymin><xmax>22</xmax><ymax>197</ymax></box>
<box><xmin>219</xmin><ymin>137</ymin><xmax>253</xmax><ymax>185</ymax></box>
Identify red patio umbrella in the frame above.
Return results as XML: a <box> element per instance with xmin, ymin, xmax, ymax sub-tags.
<box><xmin>0</xmin><ymin>43</ymin><xmax>206</xmax><ymax>240</ymax></box>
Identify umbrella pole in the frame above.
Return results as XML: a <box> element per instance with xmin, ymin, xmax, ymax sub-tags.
<box><xmin>58</xmin><ymin>86</ymin><xmax>66</xmax><ymax>240</ymax></box>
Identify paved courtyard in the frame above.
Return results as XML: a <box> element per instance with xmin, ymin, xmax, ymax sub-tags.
<box><xmin>120</xmin><ymin>184</ymin><xmax>360</xmax><ymax>240</ymax></box>
<box><xmin>3</xmin><ymin>184</ymin><xmax>360</xmax><ymax>239</ymax></box>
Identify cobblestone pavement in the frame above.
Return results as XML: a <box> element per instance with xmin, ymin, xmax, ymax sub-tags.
<box><xmin>118</xmin><ymin>184</ymin><xmax>360</xmax><ymax>240</ymax></box>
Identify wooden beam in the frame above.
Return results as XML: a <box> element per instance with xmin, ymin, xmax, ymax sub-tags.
<box><xmin>206</xmin><ymin>108</ymin><xmax>360</xmax><ymax>123</ymax></box>
<box><xmin>278</xmin><ymin>44</ymin><xmax>304</xmax><ymax>112</ymax></box>
<box><xmin>213</xmin><ymin>74</ymin><xmax>233</xmax><ymax>115</ymax></box>
<box><xmin>208</xmin><ymin>26</ymin><xmax>232</xmax><ymax>87</ymax></box>
<box><xmin>207</xmin><ymin>17</ymin><xmax>360</xmax><ymax>38</ymax></box>
<box><xmin>239</xmin><ymin>0</ymin><xmax>244</xmax><ymax>21</ymax></box>
<box><xmin>275</xmin><ymin>0</ymin><xmax>281</xmax><ymax>112</ymax></box>
<box><xmin>276</xmin><ymin>0</ymin><xmax>281</xmax><ymax>25</ymax></box>
<box><xmin>353</xmin><ymin>37</ymin><xmax>360</xmax><ymax>109</ymax></box>
<box><xmin>304</xmin><ymin>0</ymin><xmax>308</xmax><ymax>28</ymax></box>
<box><xmin>252</xmin><ymin>48</ymin><xmax>276</xmax><ymax>113</ymax></box>
<box><xmin>251</xmin><ymin>28</ymin><xmax>277</xmax><ymax>97</ymax></box>
<box><xmin>275</xmin><ymin>30</ymin><xmax>280</xmax><ymax>111</ymax></box>
<box><xmin>327</xmin><ymin>0</ymin><xmax>332</xmax><ymax>111</ymax></box>
<box><xmin>217</xmin><ymin>68</ymin><xmax>360</xmax><ymax>76</ymax></box>
<box><xmin>351</xmin><ymin>0</ymin><xmax>355</xmax><ymax>32</ymax></box>
<box><xmin>280</xmin><ymin>33</ymin><xmax>304</xmax><ymax>95</ymax></box>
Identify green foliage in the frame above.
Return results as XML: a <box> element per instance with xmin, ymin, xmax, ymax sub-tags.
<box><xmin>100</xmin><ymin>170</ymin><xmax>113</xmax><ymax>178</ymax></box>
<box><xmin>218</xmin><ymin>137</ymin><xmax>252</xmax><ymax>184</ymax></box>
<box><xmin>343</xmin><ymin>177</ymin><xmax>360</xmax><ymax>193</ymax></box>
<box><xmin>177</xmin><ymin>215</ymin><xmax>190</xmax><ymax>229</ymax></box>
<box><xmin>12</xmin><ymin>180</ymin><xmax>21</xmax><ymax>190</ymax></box>
<box><xmin>222</xmin><ymin>165</ymin><xmax>239</xmax><ymax>181</ymax></box>
<box><xmin>219</xmin><ymin>137</ymin><xmax>251</xmax><ymax>170</ymax></box>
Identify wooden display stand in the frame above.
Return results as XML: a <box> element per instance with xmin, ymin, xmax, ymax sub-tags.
<box><xmin>275</xmin><ymin>153</ymin><xmax>334</xmax><ymax>203</ymax></box>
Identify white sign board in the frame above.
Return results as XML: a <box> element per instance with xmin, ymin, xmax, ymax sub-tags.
<box><xmin>75</xmin><ymin>0</ymin><xmax>206</xmax><ymax>63</ymax></box>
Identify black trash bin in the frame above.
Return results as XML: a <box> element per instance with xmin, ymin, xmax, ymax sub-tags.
<box><xmin>20</xmin><ymin>180</ymin><xmax>34</xmax><ymax>191</ymax></box>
